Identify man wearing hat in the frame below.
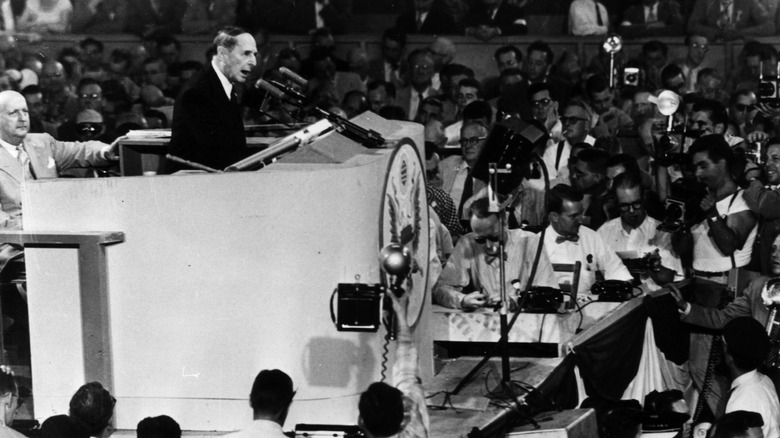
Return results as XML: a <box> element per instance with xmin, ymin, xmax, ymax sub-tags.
<box><xmin>225</xmin><ymin>369</ymin><xmax>295</xmax><ymax>437</ymax></box>
<box><xmin>722</xmin><ymin>317</ymin><xmax>780</xmax><ymax>438</ymax></box>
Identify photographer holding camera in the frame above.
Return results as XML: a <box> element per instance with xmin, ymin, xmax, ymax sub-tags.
<box><xmin>744</xmin><ymin>138</ymin><xmax>780</xmax><ymax>275</ymax></box>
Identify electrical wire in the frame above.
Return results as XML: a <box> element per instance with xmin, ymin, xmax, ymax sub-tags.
<box><xmin>380</xmin><ymin>331</ymin><xmax>390</xmax><ymax>382</ymax></box>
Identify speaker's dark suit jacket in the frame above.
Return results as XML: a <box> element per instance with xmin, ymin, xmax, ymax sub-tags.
<box><xmin>167</xmin><ymin>62</ymin><xmax>248</xmax><ymax>173</ymax></box>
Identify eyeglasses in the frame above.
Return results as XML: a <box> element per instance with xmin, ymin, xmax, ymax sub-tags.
<box><xmin>690</xmin><ymin>43</ymin><xmax>710</xmax><ymax>51</ymax></box>
<box><xmin>617</xmin><ymin>201</ymin><xmax>643</xmax><ymax>212</ymax></box>
<box><xmin>559</xmin><ymin>116</ymin><xmax>588</xmax><ymax>125</ymax></box>
<box><xmin>474</xmin><ymin>234</ymin><xmax>500</xmax><ymax>244</ymax></box>
<box><xmin>531</xmin><ymin>98</ymin><xmax>552</xmax><ymax>108</ymax></box>
<box><xmin>412</xmin><ymin>64</ymin><xmax>432</xmax><ymax>71</ymax></box>
<box><xmin>460</xmin><ymin>136</ymin><xmax>487</xmax><ymax>146</ymax></box>
<box><xmin>79</xmin><ymin>93</ymin><xmax>101</xmax><ymax>100</ymax></box>
<box><xmin>735</xmin><ymin>103</ymin><xmax>756</xmax><ymax>112</ymax></box>
<box><xmin>77</xmin><ymin>122</ymin><xmax>103</xmax><ymax>135</ymax></box>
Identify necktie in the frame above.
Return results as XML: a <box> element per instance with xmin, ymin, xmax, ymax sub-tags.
<box><xmin>230</xmin><ymin>87</ymin><xmax>238</xmax><ymax>105</ymax></box>
<box><xmin>416</xmin><ymin>12</ymin><xmax>424</xmax><ymax>31</ymax></box>
<box><xmin>595</xmin><ymin>1</ymin><xmax>603</xmax><ymax>26</ymax></box>
<box><xmin>555</xmin><ymin>234</ymin><xmax>580</xmax><ymax>244</ymax></box>
<box><xmin>16</xmin><ymin>144</ymin><xmax>34</xmax><ymax>180</ymax></box>
<box><xmin>766</xmin><ymin>308</ymin><xmax>780</xmax><ymax>368</ymax></box>
<box><xmin>458</xmin><ymin>173</ymin><xmax>473</xmax><ymax>219</ymax></box>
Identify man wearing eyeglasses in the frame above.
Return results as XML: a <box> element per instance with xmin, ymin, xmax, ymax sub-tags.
<box><xmin>672</xmin><ymin>34</ymin><xmax>711</xmax><ymax>94</ymax></box>
<box><xmin>543</xmin><ymin>184</ymin><xmax>633</xmax><ymax>293</ymax></box>
<box><xmin>598</xmin><ymin>172</ymin><xmax>682</xmax><ymax>289</ymax></box>
<box><xmin>539</xmin><ymin>101</ymin><xmax>594</xmax><ymax>188</ymax></box>
<box><xmin>728</xmin><ymin>90</ymin><xmax>758</xmax><ymax>139</ymax></box>
<box><xmin>438</xmin><ymin>121</ymin><xmax>488</xmax><ymax>228</ymax></box>
<box><xmin>396</xmin><ymin>49</ymin><xmax>439</xmax><ymax>121</ymax></box>
<box><xmin>433</xmin><ymin>196</ymin><xmax>557</xmax><ymax>310</ymax></box>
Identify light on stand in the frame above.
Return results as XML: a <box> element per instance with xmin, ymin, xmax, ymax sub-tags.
<box><xmin>648</xmin><ymin>90</ymin><xmax>681</xmax><ymax>132</ymax></box>
<box><xmin>602</xmin><ymin>34</ymin><xmax>623</xmax><ymax>89</ymax></box>
<box><xmin>380</xmin><ymin>243</ymin><xmax>412</xmax><ymax>295</ymax></box>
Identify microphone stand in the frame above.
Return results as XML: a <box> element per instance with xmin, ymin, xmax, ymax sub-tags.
<box><xmin>452</xmin><ymin>154</ymin><xmax>551</xmax><ymax>435</ymax></box>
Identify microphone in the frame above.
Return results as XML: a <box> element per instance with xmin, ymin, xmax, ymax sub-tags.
<box><xmin>255</xmin><ymin>79</ymin><xmax>286</xmax><ymax>101</ymax></box>
<box><xmin>279</xmin><ymin>67</ymin><xmax>309</xmax><ymax>88</ymax></box>
<box><xmin>380</xmin><ymin>243</ymin><xmax>412</xmax><ymax>294</ymax></box>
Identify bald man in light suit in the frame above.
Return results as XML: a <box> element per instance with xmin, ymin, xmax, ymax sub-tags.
<box><xmin>0</xmin><ymin>90</ymin><xmax>120</xmax><ymax>270</ymax></box>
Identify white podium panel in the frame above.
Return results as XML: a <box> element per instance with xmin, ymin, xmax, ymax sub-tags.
<box><xmin>22</xmin><ymin>126</ymin><xmax>430</xmax><ymax>432</ymax></box>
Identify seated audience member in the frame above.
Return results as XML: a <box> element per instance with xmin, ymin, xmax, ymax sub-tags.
<box><xmin>438</xmin><ymin>64</ymin><xmax>474</xmax><ymax>124</ymax></box>
<box><xmin>397</xmin><ymin>49</ymin><xmax>439</xmax><ymax>122</ymax></box>
<box><xmin>434</xmin><ymin>196</ymin><xmax>557</xmax><ymax>310</ymax></box>
<box><xmin>415</xmin><ymin>96</ymin><xmax>443</xmax><ymax>125</ymax></box>
<box><xmin>660</xmin><ymin>63</ymin><xmax>686</xmax><ymax>96</ymax></box>
<box><xmin>672</xmin><ymin>34</ymin><xmax>711</xmax><ymax>94</ymax></box>
<box><xmin>462</xmin><ymin>0</ymin><xmax>527</xmax><ymax>41</ymax></box>
<box><xmin>57</xmin><ymin>78</ymin><xmax>116</xmax><ymax>142</ymax></box>
<box><xmin>482</xmin><ymin>45</ymin><xmax>523</xmax><ymax>100</ymax></box>
<box><xmin>687</xmin><ymin>0</ymin><xmax>774</xmax><ymax>41</ymax></box>
<box><xmin>347</xmin><ymin>48</ymin><xmax>371</xmax><ymax>89</ymax></box>
<box><xmin>570</xmin><ymin>148</ymin><xmax>616</xmax><ymax>229</ymax></box>
<box><xmin>598</xmin><ymin>172</ymin><xmax>682</xmax><ymax>288</ymax></box>
<box><xmin>709</xmin><ymin>410</ymin><xmax>765</xmax><ymax>438</ymax></box>
<box><xmin>21</xmin><ymin>85</ymin><xmax>48</xmax><ymax>135</ymax></box>
<box><xmin>569</xmin><ymin>0</ymin><xmax>609</xmax><ymax>36</ymax></box>
<box><xmin>359</xmin><ymin>291</ymin><xmax>428</xmax><ymax>437</ymax></box>
<box><xmin>544</xmin><ymin>184</ymin><xmax>633</xmax><ymax>292</ymax></box>
<box><xmin>696</xmin><ymin>68</ymin><xmax>729</xmax><ymax>106</ymax></box>
<box><xmin>181</xmin><ymin>0</ymin><xmax>236</xmax><ymax>35</ymax></box>
<box><xmin>395</xmin><ymin>0</ymin><xmax>459</xmax><ymax>35</ymax></box>
<box><xmin>39</xmin><ymin>60</ymin><xmax>79</xmax><ymax>127</ymax></box>
<box><xmin>539</xmin><ymin>101</ymin><xmax>595</xmax><ymax>187</ymax></box>
<box><xmin>342</xmin><ymin>90</ymin><xmax>369</xmax><ymax>119</ymax></box>
<box><xmin>551</xmin><ymin>51</ymin><xmax>583</xmax><ymax>96</ymax></box>
<box><xmin>306</xmin><ymin>47</ymin><xmax>364</xmax><ymax>106</ymax></box>
<box><xmin>586</xmin><ymin>75</ymin><xmax>634</xmax><ymax>138</ymax></box>
<box><xmin>454</xmin><ymin>78</ymin><xmax>481</xmax><ymax>122</ymax></box>
<box><xmin>726</xmin><ymin>41</ymin><xmax>766</xmax><ymax>93</ymax></box>
<box><xmin>744</xmin><ymin>138</ymin><xmax>780</xmax><ymax>275</ymax></box>
<box><xmin>619</xmin><ymin>0</ymin><xmax>685</xmax><ymax>37</ymax></box>
<box><xmin>125</xmin><ymin>0</ymin><xmax>187</xmax><ymax>37</ymax></box>
<box><xmin>137</xmin><ymin>415</ymin><xmax>181</xmax><ymax>438</ymax></box>
<box><xmin>40</xmin><ymin>382</ymin><xmax>115</xmax><ymax>438</ymax></box>
<box><xmin>225</xmin><ymin>369</ymin><xmax>295</xmax><ymax>438</ymax></box>
<box><xmin>606</xmin><ymin>153</ymin><xmax>660</xmax><ymax>207</ymax></box>
<box><xmin>366</xmin><ymin>81</ymin><xmax>395</xmax><ymax>114</ymax></box>
<box><xmin>368</xmin><ymin>29</ymin><xmax>407</xmax><ymax>87</ymax></box>
<box><xmin>0</xmin><ymin>368</ymin><xmax>23</xmax><ymax>437</ymax></box>
<box><xmin>16</xmin><ymin>0</ymin><xmax>72</xmax><ymax>34</ymax></box>
<box><xmin>444</xmin><ymin>100</ymin><xmax>492</xmax><ymax>147</ymax></box>
<box><xmin>494</xmin><ymin>68</ymin><xmax>529</xmax><ymax>121</ymax></box>
<box><xmin>528</xmin><ymin>82</ymin><xmax>560</xmax><ymax>142</ymax></box>
<box><xmin>438</xmin><ymin>121</ymin><xmax>489</xmax><ymax>226</ymax></box>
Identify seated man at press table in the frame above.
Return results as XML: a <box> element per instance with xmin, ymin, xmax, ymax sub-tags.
<box><xmin>433</xmin><ymin>196</ymin><xmax>558</xmax><ymax>310</ymax></box>
<box><xmin>597</xmin><ymin>172</ymin><xmax>683</xmax><ymax>289</ymax></box>
<box><xmin>544</xmin><ymin>184</ymin><xmax>633</xmax><ymax>293</ymax></box>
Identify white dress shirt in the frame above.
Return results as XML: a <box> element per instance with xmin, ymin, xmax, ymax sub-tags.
<box><xmin>726</xmin><ymin>370</ymin><xmax>780</xmax><ymax>438</ymax></box>
<box><xmin>597</xmin><ymin>216</ymin><xmax>684</xmax><ymax>289</ymax></box>
<box><xmin>569</xmin><ymin>0</ymin><xmax>609</xmax><ymax>35</ymax></box>
<box><xmin>544</xmin><ymin>225</ymin><xmax>633</xmax><ymax>293</ymax></box>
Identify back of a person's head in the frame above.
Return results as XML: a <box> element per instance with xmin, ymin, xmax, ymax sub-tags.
<box><xmin>358</xmin><ymin>382</ymin><xmax>404</xmax><ymax>437</ymax></box>
<box><xmin>250</xmin><ymin>369</ymin><xmax>295</xmax><ymax>415</ymax></box>
<box><xmin>575</xmin><ymin>147</ymin><xmax>610</xmax><ymax>176</ymax></box>
<box><xmin>69</xmin><ymin>382</ymin><xmax>115</xmax><ymax>436</ymax></box>
<box><xmin>723</xmin><ymin>317</ymin><xmax>770</xmax><ymax>372</ymax></box>
<box><xmin>548</xmin><ymin>184</ymin><xmax>583</xmax><ymax>214</ymax></box>
<box><xmin>137</xmin><ymin>415</ymin><xmax>181</xmax><ymax>438</ymax></box>
<box><xmin>463</xmin><ymin>100</ymin><xmax>493</xmax><ymax>124</ymax></box>
<box><xmin>711</xmin><ymin>410</ymin><xmax>764</xmax><ymax>438</ymax></box>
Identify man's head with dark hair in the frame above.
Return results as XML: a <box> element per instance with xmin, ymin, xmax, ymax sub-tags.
<box><xmin>462</xmin><ymin>100</ymin><xmax>492</xmax><ymax>125</ymax></box>
<box><xmin>561</xmin><ymin>101</ymin><xmax>592</xmax><ymax>144</ymax></box>
<box><xmin>408</xmin><ymin>49</ymin><xmax>435</xmax><ymax>89</ymax></box>
<box><xmin>689</xmin><ymin>134</ymin><xmax>736</xmax><ymax>188</ymax></box>
<box><xmin>586</xmin><ymin>75</ymin><xmax>612</xmax><ymax>115</ymax></box>
<box><xmin>367</xmin><ymin>80</ymin><xmax>395</xmax><ymax>113</ymax></box>
<box><xmin>685</xmin><ymin>34</ymin><xmax>709</xmax><ymax>66</ymax></box>
<box><xmin>548</xmin><ymin>184</ymin><xmax>584</xmax><ymax>237</ymax></box>
<box><xmin>249</xmin><ymin>369</ymin><xmax>295</xmax><ymax>425</ymax></box>
<box><xmin>661</xmin><ymin>64</ymin><xmax>685</xmax><ymax>95</ymax></box>
<box><xmin>528</xmin><ymin>82</ymin><xmax>557</xmax><ymax>124</ymax></box>
<box><xmin>710</xmin><ymin>410</ymin><xmax>764</xmax><ymax>438</ymax></box>
<box><xmin>571</xmin><ymin>147</ymin><xmax>609</xmax><ymax>193</ymax></box>
<box><xmin>690</xmin><ymin>98</ymin><xmax>728</xmax><ymax>137</ymax></box>
<box><xmin>723</xmin><ymin>317</ymin><xmax>770</xmax><ymax>373</ymax></box>
<box><xmin>613</xmin><ymin>171</ymin><xmax>646</xmax><ymax>229</ymax></box>
<box><xmin>526</xmin><ymin>40</ymin><xmax>553</xmax><ymax>82</ymax></box>
<box><xmin>343</xmin><ymin>90</ymin><xmax>369</xmax><ymax>119</ymax></box>
<box><xmin>381</xmin><ymin>28</ymin><xmax>406</xmax><ymax>65</ymax></box>
<box><xmin>494</xmin><ymin>45</ymin><xmax>523</xmax><ymax>73</ymax></box>
<box><xmin>69</xmin><ymin>382</ymin><xmax>115</xmax><ymax>436</ymax></box>
<box><xmin>606</xmin><ymin>154</ymin><xmax>641</xmax><ymax>189</ymax></box>
<box><xmin>415</xmin><ymin>96</ymin><xmax>442</xmax><ymax>124</ymax></box>
<box><xmin>440</xmin><ymin>63</ymin><xmax>474</xmax><ymax>100</ymax></box>
<box><xmin>457</xmin><ymin>77</ymin><xmax>481</xmax><ymax>112</ymax></box>
<box><xmin>359</xmin><ymin>382</ymin><xmax>404</xmax><ymax>437</ymax></box>
<box><xmin>137</xmin><ymin>415</ymin><xmax>182</xmax><ymax>438</ymax></box>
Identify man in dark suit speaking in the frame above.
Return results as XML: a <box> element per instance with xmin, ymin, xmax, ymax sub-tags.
<box><xmin>166</xmin><ymin>26</ymin><xmax>258</xmax><ymax>173</ymax></box>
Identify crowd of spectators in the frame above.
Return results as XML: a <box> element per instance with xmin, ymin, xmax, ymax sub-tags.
<box><xmin>0</xmin><ymin>0</ymin><xmax>778</xmax><ymax>437</ymax></box>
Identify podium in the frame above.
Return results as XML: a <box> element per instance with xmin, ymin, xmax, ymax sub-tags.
<box><xmin>20</xmin><ymin>114</ymin><xmax>431</xmax><ymax>432</ymax></box>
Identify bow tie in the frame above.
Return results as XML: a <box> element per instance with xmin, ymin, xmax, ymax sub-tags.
<box><xmin>555</xmin><ymin>235</ymin><xmax>580</xmax><ymax>244</ymax></box>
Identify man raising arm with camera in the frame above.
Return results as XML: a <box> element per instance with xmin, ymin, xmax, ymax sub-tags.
<box><xmin>744</xmin><ymin>138</ymin><xmax>780</xmax><ymax>275</ymax></box>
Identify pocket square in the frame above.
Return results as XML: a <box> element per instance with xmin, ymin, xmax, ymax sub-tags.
<box><xmin>47</xmin><ymin>157</ymin><xmax>55</xmax><ymax>168</ymax></box>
